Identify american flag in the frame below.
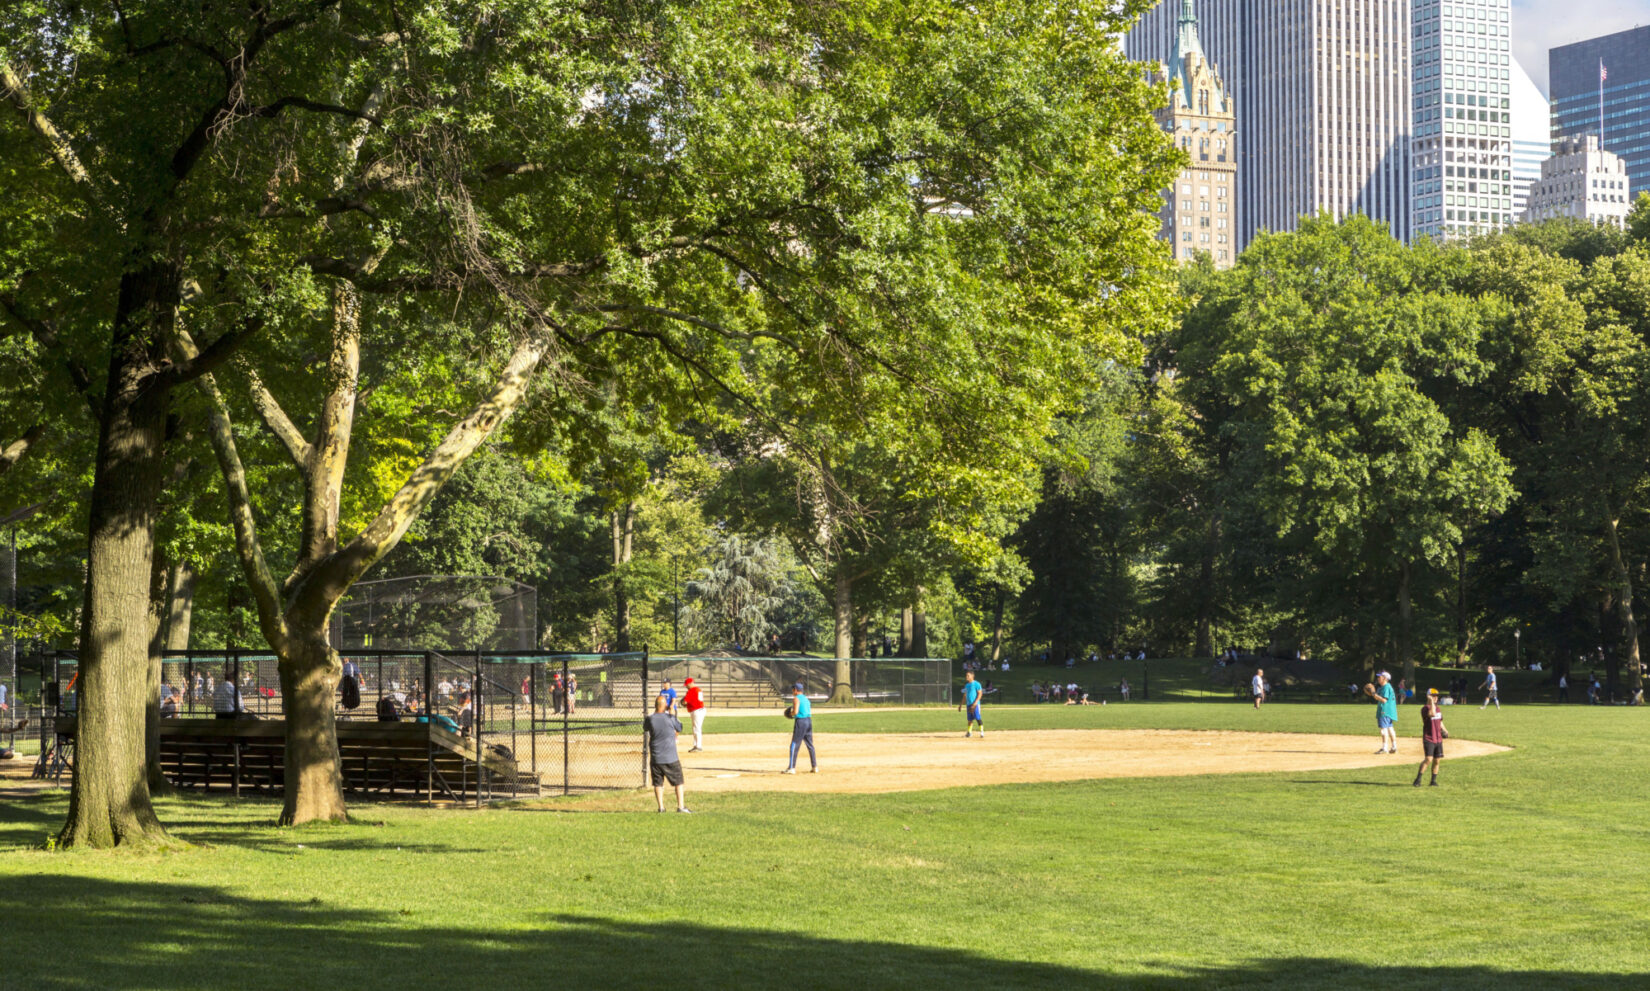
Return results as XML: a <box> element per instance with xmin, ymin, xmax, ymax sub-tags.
<box><xmin>1601</xmin><ymin>60</ymin><xmax>1608</xmax><ymax>83</ymax></box>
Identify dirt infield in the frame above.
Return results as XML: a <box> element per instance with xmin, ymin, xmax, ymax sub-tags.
<box><xmin>676</xmin><ymin>728</ymin><xmax>1509</xmax><ymax>794</ymax></box>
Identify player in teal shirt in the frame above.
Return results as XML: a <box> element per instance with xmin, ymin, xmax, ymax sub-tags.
<box><xmin>961</xmin><ymin>670</ymin><xmax>985</xmax><ymax>738</ymax></box>
<box><xmin>783</xmin><ymin>682</ymin><xmax>816</xmax><ymax>773</ymax></box>
<box><xmin>1372</xmin><ymin>670</ymin><xmax>1398</xmax><ymax>754</ymax></box>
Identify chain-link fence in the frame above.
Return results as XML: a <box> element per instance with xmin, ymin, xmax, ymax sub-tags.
<box><xmin>35</xmin><ymin>646</ymin><xmax>672</xmax><ymax>803</ymax></box>
<box><xmin>329</xmin><ymin>575</ymin><xmax>538</xmax><ymax>652</ymax></box>
<box><xmin>648</xmin><ymin>656</ymin><xmax>952</xmax><ymax>708</ymax></box>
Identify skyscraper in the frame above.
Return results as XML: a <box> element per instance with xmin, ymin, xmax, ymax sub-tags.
<box><xmin>1524</xmin><ymin>134</ymin><xmax>1632</xmax><ymax>227</ymax></box>
<box><xmin>1509</xmin><ymin>59</ymin><xmax>1551</xmax><ymax>220</ymax></box>
<box><xmin>1151</xmin><ymin>1</ymin><xmax>1239</xmax><ymax>266</ymax></box>
<box><xmin>1125</xmin><ymin>1</ymin><xmax>1412</xmax><ymax>250</ymax></box>
<box><xmin>1409</xmin><ymin>0</ymin><xmax>1514</xmax><ymax>240</ymax></box>
<box><xmin>1550</xmin><ymin>26</ymin><xmax>1650</xmax><ymax>198</ymax></box>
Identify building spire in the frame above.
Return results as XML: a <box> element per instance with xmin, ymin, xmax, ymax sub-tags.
<box><xmin>1170</xmin><ymin>0</ymin><xmax>1205</xmax><ymax>108</ymax></box>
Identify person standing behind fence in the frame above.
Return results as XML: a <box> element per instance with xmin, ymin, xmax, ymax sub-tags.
<box><xmin>643</xmin><ymin>696</ymin><xmax>691</xmax><ymax>813</ymax></box>
<box><xmin>658</xmin><ymin>678</ymin><xmax>678</xmax><ymax>716</ymax></box>
<box><xmin>565</xmin><ymin>672</ymin><xmax>578</xmax><ymax>715</ymax></box>
<box><xmin>683</xmin><ymin>677</ymin><xmax>707</xmax><ymax>752</ymax></box>
<box><xmin>782</xmin><ymin>682</ymin><xmax>817</xmax><ymax>774</ymax></box>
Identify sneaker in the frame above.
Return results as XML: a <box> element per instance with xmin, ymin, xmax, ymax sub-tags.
<box><xmin>977</xmin><ymin>731</ymin><xmax>985</xmax><ymax>738</ymax></box>
<box><xmin>1375</xmin><ymin>748</ymin><xmax>1388</xmax><ymax>754</ymax></box>
<box><xmin>810</xmin><ymin>765</ymin><xmax>818</xmax><ymax>773</ymax></box>
<box><xmin>677</xmin><ymin>807</ymin><xmax>694</xmax><ymax>814</ymax></box>
<box><xmin>964</xmin><ymin>732</ymin><xmax>971</xmax><ymax>738</ymax></box>
<box><xmin>1429</xmin><ymin>779</ymin><xmax>1438</xmax><ymax>787</ymax></box>
<box><xmin>688</xmin><ymin>747</ymin><xmax>702</xmax><ymax>753</ymax></box>
<box><xmin>781</xmin><ymin>768</ymin><xmax>796</xmax><ymax>774</ymax></box>
<box><xmin>1413</xmin><ymin>776</ymin><xmax>1422</xmax><ymax>787</ymax></box>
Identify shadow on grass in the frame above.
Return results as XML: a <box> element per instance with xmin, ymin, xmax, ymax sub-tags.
<box><xmin>0</xmin><ymin>874</ymin><xmax>1639</xmax><ymax>991</ymax></box>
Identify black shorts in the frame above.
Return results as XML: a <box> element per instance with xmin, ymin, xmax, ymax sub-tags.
<box><xmin>650</xmin><ymin>760</ymin><xmax>683</xmax><ymax>786</ymax></box>
<box><xmin>1423</xmin><ymin>739</ymin><xmax>1444</xmax><ymax>759</ymax></box>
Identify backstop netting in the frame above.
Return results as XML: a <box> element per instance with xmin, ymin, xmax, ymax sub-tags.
<box><xmin>647</xmin><ymin>656</ymin><xmax>952</xmax><ymax>708</ymax></box>
<box><xmin>329</xmin><ymin>575</ymin><xmax>538</xmax><ymax>652</ymax></box>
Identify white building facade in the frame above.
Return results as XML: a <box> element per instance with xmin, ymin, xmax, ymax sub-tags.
<box><xmin>1125</xmin><ymin>0</ymin><xmax>1412</xmax><ymax>251</ymax></box>
<box><xmin>1409</xmin><ymin>0</ymin><xmax>1514</xmax><ymax>240</ymax></box>
<box><xmin>1509</xmin><ymin>59</ymin><xmax>1552</xmax><ymax>219</ymax></box>
<box><xmin>1524</xmin><ymin>134</ymin><xmax>1632</xmax><ymax>226</ymax></box>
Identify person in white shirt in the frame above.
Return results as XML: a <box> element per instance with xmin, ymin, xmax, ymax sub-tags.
<box><xmin>1251</xmin><ymin>668</ymin><xmax>1266</xmax><ymax>709</ymax></box>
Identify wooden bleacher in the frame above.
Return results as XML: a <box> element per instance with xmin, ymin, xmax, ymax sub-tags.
<box><xmin>57</xmin><ymin>716</ymin><xmax>537</xmax><ymax>803</ymax></box>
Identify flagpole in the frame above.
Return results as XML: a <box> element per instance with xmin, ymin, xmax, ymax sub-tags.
<box><xmin>1599</xmin><ymin>58</ymin><xmax>1606</xmax><ymax>144</ymax></box>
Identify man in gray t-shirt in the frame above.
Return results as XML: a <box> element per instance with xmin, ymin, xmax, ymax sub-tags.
<box><xmin>643</xmin><ymin>697</ymin><xmax>691</xmax><ymax>813</ymax></box>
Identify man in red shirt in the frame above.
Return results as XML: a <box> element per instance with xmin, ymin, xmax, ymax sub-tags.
<box><xmin>682</xmin><ymin>677</ymin><xmax>707</xmax><ymax>752</ymax></box>
<box><xmin>1414</xmin><ymin>688</ymin><xmax>1448</xmax><ymax>787</ymax></box>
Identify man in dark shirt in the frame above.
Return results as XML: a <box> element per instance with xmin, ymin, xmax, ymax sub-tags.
<box><xmin>1414</xmin><ymin>689</ymin><xmax>1448</xmax><ymax>787</ymax></box>
<box><xmin>643</xmin><ymin>696</ymin><xmax>691</xmax><ymax>813</ymax></box>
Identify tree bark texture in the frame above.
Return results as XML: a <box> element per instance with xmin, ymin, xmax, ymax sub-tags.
<box><xmin>1398</xmin><ymin>561</ymin><xmax>1416</xmax><ymax>687</ymax></box>
<box><xmin>1194</xmin><ymin>512</ymin><xmax>1219</xmax><ymax>658</ymax></box>
<box><xmin>990</xmin><ymin>589</ymin><xmax>1005</xmax><ymax>663</ymax></box>
<box><xmin>612</xmin><ymin>502</ymin><xmax>635</xmax><ymax>652</ymax></box>
<box><xmin>279</xmin><ymin>629</ymin><xmax>346</xmax><ymax>825</ymax></box>
<box><xmin>60</xmin><ymin>267</ymin><xmax>178</xmax><ymax>848</ymax></box>
<box><xmin>830</xmin><ymin>571</ymin><xmax>854</xmax><ymax>703</ymax></box>
<box><xmin>1604</xmin><ymin>510</ymin><xmax>1643</xmax><ymax>697</ymax></box>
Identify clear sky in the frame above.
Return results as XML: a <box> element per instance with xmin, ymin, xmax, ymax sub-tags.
<box><xmin>1514</xmin><ymin>0</ymin><xmax>1650</xmax><ymax>94</ymax></box>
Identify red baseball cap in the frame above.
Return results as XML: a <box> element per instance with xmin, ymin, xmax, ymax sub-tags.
<box><xmin>683</xmin><ymin>677</ymin><xmax>694</xmax><ymax>686</ymax></box>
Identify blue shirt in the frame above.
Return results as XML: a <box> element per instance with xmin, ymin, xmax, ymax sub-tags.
<box><xmin>1376</xmin><ymin>683</ymin><xmax>1397</xmax><ymax>720</ymax></box>
<box><xmin>660</xmin><ymin>688</ymin><xmax>677</xmax><ymax>709</ymax></box>
<box><xmin>792</xmin><ymin>693</ymin><xmax>812</xmax><ymax>719</ymax></box>
<box><xmin>963</xmin><ymin>681</ymin><xmax>982</xmax><ymax>705</ymax></box>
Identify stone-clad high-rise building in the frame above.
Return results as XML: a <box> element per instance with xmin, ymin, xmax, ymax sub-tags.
<box><xmin>1409</xmin><ymin>0</ymin><xmax>1515</xmax><ymax>240</ymax></box>
<box><xmin>1125</xmin><ymin>0</ymin><xmax>1412</xmax><ymax>251</ymax></box>
<box><xmin>1152</xmin><ymin>1</ymin><xmax>1239</xmax><ymax>266</ymax></box>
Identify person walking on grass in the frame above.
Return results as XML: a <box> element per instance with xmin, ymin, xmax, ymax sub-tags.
<box><xmin>683</xmin><ymin>677</ymin><xmax>707</xmax><ymax>752</ymax></box>
<box><xmin>1252</xmin><ymin>668</ymin><xmax>1266</xmax><ymax>709</ymax></box>
<box><xmin>1366</xmin><ymin>671</ymin><xmax>1398</xmax><ymax>754</ymax></box>
<box><xmin>1479</xmin><ymin>665</ymin><xmax>1499</xmax><ymax>710</ymax></box>
<box><xmin>783</xmin><ymin>682</ymin><xmax>817</xmax><ymax>774</ymax></box>
<box><xmin>961</xmin><ymin>670</ymin><xmax>985</xmax><ymax>738</ymax></box>
<box><xmin>643</xmin><ymin>696</ymin><xmax>691</xmax><ymax>813</ymax></box>
<box><xmin>1414</xmin><ymin>689</ymin><xmax>1448</xmax><ymax>787</ymax></box>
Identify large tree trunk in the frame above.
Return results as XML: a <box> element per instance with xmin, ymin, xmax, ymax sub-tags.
<box><xmin>990</xmin><ymin>588</ymin><xmax>1005</xmax><ymax>663</ymax></box>
<box><xmin>1455</xmin><ymin>543</ymin><xmax>1470</xmax><ymax>666</ymax></box>
<box><xmin>612</xmin><ymin>502</ymin><xmax>635</xmax><ymax>652</ymax></box>
<box><xmin>61</xmin><ymin>272</ymin><xmax>176</xmax><ymax>847</ymax></box>
<box><xmin>909</xmin><ymin>587</ymin><xmax>927</xmax><ymax>658</ymax></box>
<box><xmin>830</xmin><ymin>571</ymin><xmax>854</xmax><ymax>704</ymax></box>
<box><xmin>1194</xmin><ymin>512</ymin><xmax>1219</xmax><ymax>658</ymax></box>
<box><xmin>279</xmin><ymin>625</ymin><xmax>346</xmax><ymax>825</ymax></box>
<box><xmin>1605</xmin><ymin>510</ymin><xmax>1643</xmax><ymax>698</ymax></box>
<box><xmin>1398</xmin><ymin>561</ymin><xmax>1416</xmax><ymax>687</ymax></box>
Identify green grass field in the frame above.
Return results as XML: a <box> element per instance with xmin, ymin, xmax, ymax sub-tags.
<box><xmin>2</xmin><ymin>701</ymin><xmax>1646</xmax><ymax>990</ymax></box>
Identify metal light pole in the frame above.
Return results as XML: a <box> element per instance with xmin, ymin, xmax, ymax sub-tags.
<box><xmin>1514</xmin><ymin>628</ymin><xmax>1521</xmax><ymax>670</ymax></box>
<box><xmin>672</xmin><ymin>558</ymin><xmax>680</xmax><ymax>652</ymax></box>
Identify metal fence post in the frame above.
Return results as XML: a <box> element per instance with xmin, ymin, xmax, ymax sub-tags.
<box><xmin>641</xmin><ymin>646</ymin><xmax>649</xmax><ymax>787</ymax></box>
<box><xmin>562</xmin><ymin>657</ymin><xmax>570</xmax><ymax>797</ymax></box>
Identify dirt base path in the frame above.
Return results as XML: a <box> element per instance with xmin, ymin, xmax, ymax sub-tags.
<box><xmin>674</xmin><ymin>728</ymin><xmax>1508</xmax><ymax>794</ymax></box>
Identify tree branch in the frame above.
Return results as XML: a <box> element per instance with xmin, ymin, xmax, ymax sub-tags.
<box><xmin>0</xmin><ymin>423</ymin><xmax>45</xmax><ymax>476</ymax></box>
<box><xmin>300</xmin><ymin>322</ymin><xmax>557</xmax><ymax>604</ymax></box>
<box><xmin>171</xmin><ymin>330</ymin><xmax>289</xmax><ymax>653</ymax></box>
<box><xmin>1</xmin><ymin>63</ymin><xmax>101</xmax><ymax>197</ymax></box>
<box><xmin>156</xmin><ymin>316</ymin><xmax>265</xmax><ymax>387</ymax></box>
<box><xmin>235</xmin><ymin>359</ymin><xmax>312</xmax><ymax>468</ymax></box>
